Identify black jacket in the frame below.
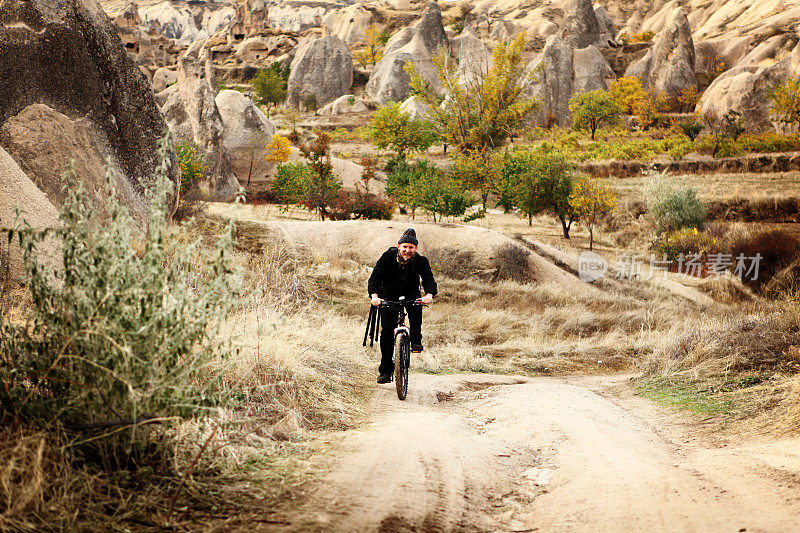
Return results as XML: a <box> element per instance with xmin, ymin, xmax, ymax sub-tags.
<box><xmin>367</xmin><ymin>247</ymin><xmax>438</xmax><ymax>300</ymax></box>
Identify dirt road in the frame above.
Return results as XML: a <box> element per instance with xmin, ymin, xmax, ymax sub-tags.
<box><xmin>276</xmin><ymin>374</ymin><xmax>800</xmax><ymax>532</ymax></box>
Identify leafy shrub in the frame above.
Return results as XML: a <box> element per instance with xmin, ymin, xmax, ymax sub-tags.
<box><xmin>651</xmin><ymin>228</ymin><xmax>722</xmax><ymax>262</ymax></box>
<box><xmin>330</xmin><ymin>190</ymin><xmax>395</xmax><ymax>220</ymax></box>
<box><xmin>370</xmin><ymin>102</ymin><xmax>438</xmax><ymax>160</ymax></box>
<box><xmin>174</xmin><ymin>140</ymin><xmax>206</xmax><ymax>220</ymax></box>
<box><xmin>730</xmin><ymin>229</ymin><xmax>800</xmax><ymax>290</ymax></box>
<box><xmin>492</xmin><ymin>243</ymin><xmax>532</xmax><ymax>282</ymax></box>
<box><xmin>666</xmin><ymin>137</ymin><xmax>695</xmax><ymax>159</ymax></box>
<box><xmin>680</xmin><ymin>121</ymin><xmax>703</xmax><ymax>142</ymax></box>
<box><xmin>737</xmin><ymin>132</ymin><xmax>800</xmax><ymax>153</ymax></box>
<box><xmin>0</xmin><ymin>141</ymin><xmax>240</xmax><ymax>464</ymax></box>
<box><xmin>646</xmin><ymin>177</ymin><xmax>706</xmax><ymax>235</ymax></box>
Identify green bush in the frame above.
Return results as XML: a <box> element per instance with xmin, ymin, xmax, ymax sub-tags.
<box><xmin>646</xmin><ymin>176</ymin><xmax>706</xmax><ymax>235</ymax></box>
<box><xmin>0</xmin><ymin>140</ymin><xmax>240</xmax><ymax>463</ymax></box>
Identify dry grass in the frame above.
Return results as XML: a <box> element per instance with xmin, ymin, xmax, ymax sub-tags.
<box><xmin>0</xmin><ymin>223</ymin><xmax>376</xmax><ymax>531</ymax></box>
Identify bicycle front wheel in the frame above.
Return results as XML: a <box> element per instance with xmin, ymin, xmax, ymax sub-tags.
<box><xmin>394</xmin><ymin>332</ymin><xmax>409</xmax><ymax>400</ymax></box>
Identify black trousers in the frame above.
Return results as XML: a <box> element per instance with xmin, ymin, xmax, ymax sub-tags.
<box><xmin>378</xmin><ymin>305</ymin><xmax>422</xmax><ymax>375</ymax></box>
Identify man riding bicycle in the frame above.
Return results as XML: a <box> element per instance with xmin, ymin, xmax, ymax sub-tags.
<box><xmin>368</xmin><ymin>228</ymin><xmax>437</xmax><ymax>384</ymax></box>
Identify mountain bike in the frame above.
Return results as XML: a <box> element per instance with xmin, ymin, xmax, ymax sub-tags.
<box><xmin>379</xmin><ymin>297</ymin><xmax>425</xmax><ymax>400</ymax></box>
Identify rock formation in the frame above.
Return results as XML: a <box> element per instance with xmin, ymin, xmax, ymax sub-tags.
<box><xmin>164</xmin><ymin>40</ymin><xmax>239</xmax><ymax>197</ymax></box>
<box><xmin>366</xmin><ymin>2</ymin><xmax>448</xmax><ymax>104</ymax></box>
<box><xmin>572</xmin><ymin>45</ymin><xmax>616</xmax><ymax>94</ymax></box>
<box><xmin>215</xmin><ymin>90</ymin><xmax>276</xmax><ymax>189</ymax></box>
<box><xmin>625</xmin><ymin>8</ymin><xmax>697</xmax><ymax>101</ymax></box>
<box><xmin>319</xmin><ymin>95</ymin><xmax>369</xmax><ymax>115</ymax></box>
<box><xmin>366</xmin><ymin>34</ymin><xmax>439</xmax><ymax>104</ymax></box>
<box><xmin>268</xmin><ymin>1</ymin><xmax>328</xmax><ymax>33</ymax></box>
<box><xmin>287</xmin><ymin>35</ymin><xmax>353</xmax><ymax>108</ymax></box>
<box><xmin>452</xmin><ymin>26</ymin><xmax>492</xmax><ymax>85</ymax></box>
<box><xmin>0</xmin><ymin>0</ymin><xmax>179</xmax><ymax>222</ymax></box>
<box><xmin>698</xmin><ymin>43</ymin><xmax>800</xmax><ymax>131</ymax></box>
<box><xmin>528</xmin><ymin>35</ymin><xmax>616</xmax><ymax>127</ymax></box>
<box><xmin>0</xmin><ymin>146</ymin><xmax>59</xmax><ymax>283</ymax></box>
<box><xmin>323</xmin><ymin>4</ymin><xmax>372</xmax><ymax>45</ymax></box>
<box><xmin>563</xmin><ymin>0</ymin><xmax>602</xmax><ymax>49</ymax></box>
<box><xmin>399</xmin><ymin>96</ymin><xmax>431</xmax><ymax>121</ymax></box>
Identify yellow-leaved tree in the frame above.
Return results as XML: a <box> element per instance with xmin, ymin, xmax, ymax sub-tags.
<box><xmin>569</xmin><ymin>174</ymin><xmax>617</xmax><ymax>251</ymax></box>
<box><xmin>265</xmin><ymin>134</ymin><xmax>291</xmax><ymax>164</ymax></box>
<box><xmin>353</xmin><ymin>25</ymin><xmax>384</xmax><ymax>68</ymax></box>
<box><xmin>407</xmin><ymin>32</ymin><xmax>538</xmax><ymax>153</ymax></box>
<box><xmin>609</xmin><ymin>76</ymin><xmax>647</xmax><ymax>115</ymax></box>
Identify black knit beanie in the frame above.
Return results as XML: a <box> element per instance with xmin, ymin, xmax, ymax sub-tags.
<box><xmin>398</xmin><ymin>227</ymin><xmax>418</xmax><ymax>246</ymax></box>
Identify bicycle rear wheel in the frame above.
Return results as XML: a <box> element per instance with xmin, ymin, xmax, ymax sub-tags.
<box><xmin>394</xmin><ymin>332</ymin><xmax>409</xmax><ymax>400</ymax></box>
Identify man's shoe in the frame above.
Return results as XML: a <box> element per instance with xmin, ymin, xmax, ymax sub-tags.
<box><xmin>411</xmin><ymin>344</ymin><xmax>423</xmax><ymax>353</ymax></box>
<box><xmin>377</xmin><ymin>374</ymin><xmax>391</xmax><ymax>384</ymax></box>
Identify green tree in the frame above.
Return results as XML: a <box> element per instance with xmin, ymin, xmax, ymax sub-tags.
<box><xmin>174</xmin><ymin>141</ymin><xmax>206</xmax><ymax>219</ymax></box>
<box><xmin>449</xmin><ymin>147</ymin><xmax>502</xmax><ymax>209</ymax></box>
<box><xmin>569</xmin><ymin>174</ymin><xmax>617</xmax><ymax>251</ymax></box>
<box><xmin>501</xmin><ymin>150</ymin><xmax>576</xmax><ymax>236</ymax></box>
<box><xmin>299</xmin><ymin>130</ymin><xmax>340</xmax><ymax>220</ymax></box>
<box><xmin>569</xmin><ymin>90</ymin><xmax>623</xmax><ymax>140</ymax></box>
<box><xmin>769</xmin><ymin>77</ymin><xmax>800</xmax><ymax>132</ymax></box>
<box><xmin>413</xmin><ymin>167</ymin><xmax>475</xmax><ymax>222</ymax></box>
<box><xmin>370</xmin><ymin>102</ymin><xmax>438</xmax><ymax>161</ymax></box>
<box><xmin>252</xmin><ymin>68</ymin><xmax>287</xmax><ymax>117</ymax></box>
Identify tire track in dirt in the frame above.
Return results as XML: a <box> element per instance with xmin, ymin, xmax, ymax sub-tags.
<box><xmin>272</xmin><ymin>374</ymin><xmax>800</xmax><ymax>532</ymax></box>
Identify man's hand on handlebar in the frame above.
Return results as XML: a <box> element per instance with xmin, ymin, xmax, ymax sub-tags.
<box><xmin>371</xmin><ymin>294</ymin><xmax>382</xmax><ymax>307</ymax></box>
<box><xmin>420</xmin><ymin>294</ymin><xmax>433</xmax><ymax>305</ymax></box>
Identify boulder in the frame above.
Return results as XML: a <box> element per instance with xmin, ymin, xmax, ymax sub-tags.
<box><xmin>0</xmin><ymin>0</ymin><xmax>179</xmax><ymax>222</ymax></box>
<box><xmin>452</xmin><ymin>26</ymin><xmax>492</xmax><ymax>84</ymax></box>
<box><xmin>0</xmin><ymin>146</ymin><xmax>59</xmax><ymax>284</ymax></box>
<box><xmin>153</xmin><ymin>67</ymin><xmax>178</xmax><ymax>92</ymax></box>
<box><xmin>529</xmin><ymin>35</ymin><xmax>575</xmax><ymax>127</ymax></box>
<box><xmin>319</xmin><ymin>94</ymin><xmax>369</xmax><ymax>115</ymax></box>
<box><xmin>366</xmin><ymin>34</ymin><xmax>439</xmax><ymax>104</ymax></box>
<box><xmin>169</xmin><ymin>40</ymin><xmax>239</xmax><ymax>197</ymax></box>
<box><xmin>287</xmin><ymin>35</ymin><xmax>353</xmax><ymax>107</ymax></box>
<box><xmin>624</xmin><ymin>8</ymin><xmax>697</xmax><ymax>100</ymax></box>
<box><xmin>399</xmin><ymin>96</ymin><xmax>431</xmax><ymax>120</ymax></box>
<box><xmin>215</xmin><ymin>90</ymin><xmax>276</xmax><ymax>189</ymax></box>
<box><xmin>697</xmin><ymin>43</ymin><xmax>800</xmax><ymax>131</ymax></box>
<box><xmin>323</xmin><ymin>4</ymin><xmax>371</xmax><ymax>45</ymax></box>
<box><xmin>572</xmin><ymin>45</ymin><xmax>616</xmax><ymax>93</ymax></box>
<box><xmin>527</xmin><ymin>36</ymin><xmax>616</xmax><ymax>127</ymax></box>
<box><xmin>563</xmin><ymin>0</ymin><xmax>602</xmax><ymax>49</ymax></box>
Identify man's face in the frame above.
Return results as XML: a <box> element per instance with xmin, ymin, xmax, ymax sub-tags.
<box><xmin>398</xmin><ymin>242</ymin><xmax>417</xmax><ymax>261</ymax></box>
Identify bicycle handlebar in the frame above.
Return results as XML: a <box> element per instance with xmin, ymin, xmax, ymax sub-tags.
<box><xmin>378</xmin><ymin>299</ymin><xmax>427</xmax><ymax>308</ymax></box>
